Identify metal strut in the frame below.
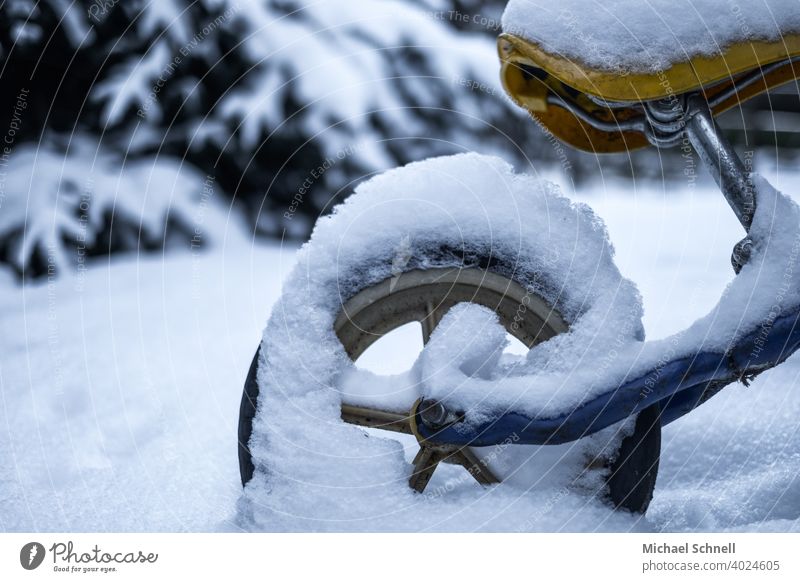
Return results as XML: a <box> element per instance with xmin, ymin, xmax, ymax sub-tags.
<box><xmin>407</xmin><ymin>398</ymin><xmax>500</xmax><ymax>493</ymax></box>
<box><xmin>642</xmin><ymin>94</ymin><xmax>757</xmax><ymax>272</ymax></box>
<box><xmin>340</xmin><ymin>400</ymin><xmax>500</xmax><ymax>493</ymax></box>
<box><xmin>683</xmin><ymin>96</ymin><xmax>756</xmax><ymax>272</ymax></box>
<box><xmin>683</xmin><ymin>95</ymin><xmax>756</xmax><ymax>232</ymax></box>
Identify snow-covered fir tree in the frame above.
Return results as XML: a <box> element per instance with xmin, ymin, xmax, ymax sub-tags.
<box><xmin>0</xmin><ymin>0</ymin><xmax>564</xmax><ymax>277</ymax></box>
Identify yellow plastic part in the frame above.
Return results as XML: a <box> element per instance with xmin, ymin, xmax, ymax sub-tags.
<box><xmin>499</xmin><ymin>33</ymin><xmax>800</xmax><ymax>153</ymax></box>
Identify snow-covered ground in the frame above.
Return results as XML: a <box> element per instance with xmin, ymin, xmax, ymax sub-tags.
<box><xmin>0</xmin><ymin>234</ymin><xmax>296</xmax><ymax>532</ymax></box>
<box><xmin>2</xmin><ymin>164</ymin><xmax>800</xmax><ymax>532</ymax></box>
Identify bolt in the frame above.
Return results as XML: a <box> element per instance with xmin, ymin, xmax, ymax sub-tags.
<box><xmin>419</xmin><ymin>400</ymin><xmax>449</xmax><ymax>429</ymax></box>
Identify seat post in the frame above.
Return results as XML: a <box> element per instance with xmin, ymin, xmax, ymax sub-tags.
<box><xmin>684</xmin><ymin>95</ymin><xmax>756</xmax><ymax>232</ymax></box>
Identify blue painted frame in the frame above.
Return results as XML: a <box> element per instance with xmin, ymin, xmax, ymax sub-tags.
<box><xmin>417</xmin><ymin>305</ymin><xmax>800</xmax><ymax>447</ymax></box>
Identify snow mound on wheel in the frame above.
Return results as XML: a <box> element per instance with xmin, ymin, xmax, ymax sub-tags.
<box><xmin>239</xmin><ymin>152</ymin><xmax>643</xmax><ymax>530</ymax></box>
<box><xmin>299</xmin><ymin>151</ymin><xmax>640</xmax><ymax>324</ymax></box>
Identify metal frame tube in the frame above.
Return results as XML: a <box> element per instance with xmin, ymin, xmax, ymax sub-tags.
<box><xmin>682</xmin><ymin>97</ymin><xmax>756</xmax><ymax>231</ymax></box>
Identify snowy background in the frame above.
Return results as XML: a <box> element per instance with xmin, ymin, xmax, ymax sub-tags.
<box><xmin>5</xmin><ymin>164</ymin><xmax>800</xmax><ymax>532</ymax></box>
<box><xmin>1</xmin><ymin>0</ymin><xmax>800</xmax><ymax>531</ymax></box>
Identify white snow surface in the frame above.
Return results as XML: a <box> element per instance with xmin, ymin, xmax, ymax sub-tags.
<box><xmin>502</xmin><ymin>0</ymin><xmax>800</xmax><ymax>73</ymax></box>
<box><xmin>4</xmin><ymin>156</ymin><xmax>800</xmax><ymax>532</ymax></box>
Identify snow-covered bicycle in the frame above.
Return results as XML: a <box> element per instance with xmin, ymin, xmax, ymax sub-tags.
<box><xmin>237</xmin><ymin>2</ymin><xmax>800</xmax><ymax>515</ymax></box>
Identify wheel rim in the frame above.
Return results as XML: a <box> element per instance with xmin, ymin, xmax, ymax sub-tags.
<box><xmin>332</xmin><ymin>267</ymin><xmax>568</xmax><ymax>492</ymax></box>
<box><xmin>334</xmin><ymin>267</ymin><xmax>567</xmax><ymax>358</ymax></box>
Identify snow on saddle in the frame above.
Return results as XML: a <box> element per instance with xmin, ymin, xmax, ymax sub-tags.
<box><xmin>498</xmin><ymin>0</ymin><xmax>800</xmax><ymax>152</ymax></box>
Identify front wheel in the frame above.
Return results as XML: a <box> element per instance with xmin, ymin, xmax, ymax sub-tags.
<box><xmin>238</xmin><ymin>261</ymin><xmax>660</xmax><ymax>513</ymax></box>
<box><xmin>239</xmin><ymin>152</ymin><xmax>660</xmax><ymax>517</ymax></box>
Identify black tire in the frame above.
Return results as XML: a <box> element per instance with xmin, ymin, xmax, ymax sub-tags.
<box><xmin>606</xmin><ymin>403</ymin><xmax>662</xmax><ymax>513</ymax></box>
<box><xmin>238</xmin><ymin>347</ymin><xmax>260</xmax><ymax>487</ymax></box>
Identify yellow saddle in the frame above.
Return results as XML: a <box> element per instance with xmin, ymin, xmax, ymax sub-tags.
<box><xmin>499</xmin><ymin>32</ymin><xmax>800</xmax><ymax>153</ymax></box>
